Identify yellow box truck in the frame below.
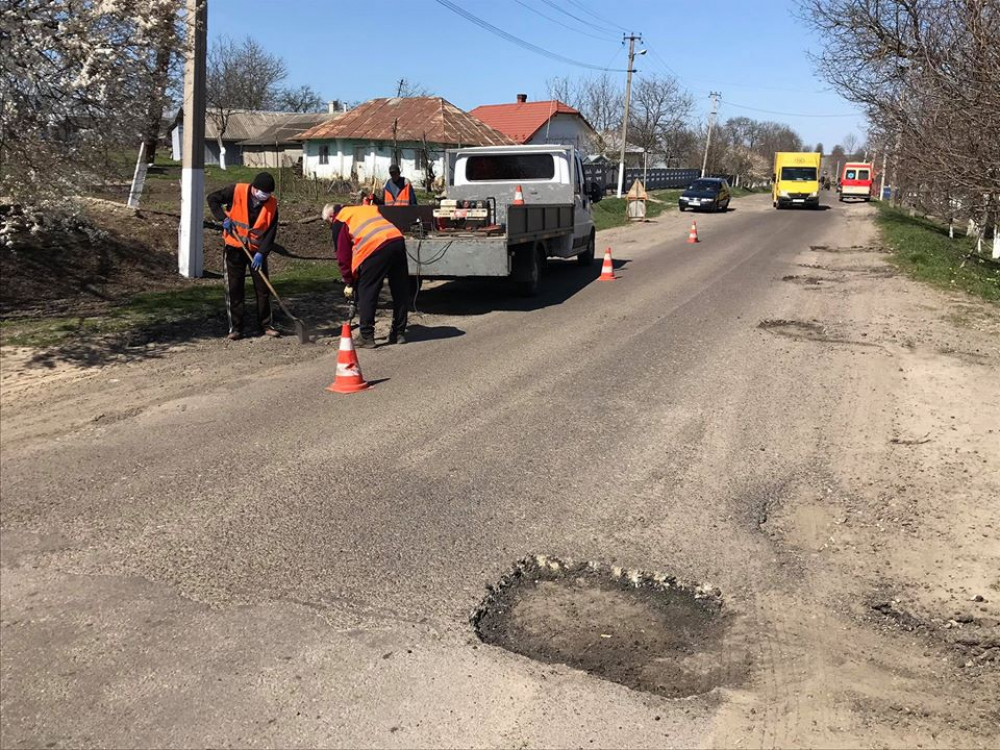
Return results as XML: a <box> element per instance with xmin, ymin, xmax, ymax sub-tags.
<box><xmin>772</xmin><ymin>152</ymin><xmax>822</xmax><ymax>209</ymax></box>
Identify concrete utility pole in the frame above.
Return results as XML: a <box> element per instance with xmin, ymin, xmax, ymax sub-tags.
<box><xmin>616</xmin><ymin>33</ymin><xmax>643</xmax><ymax>199</ymax></box>
<box><xmin>178</xmin><ymin>0</ymin><xmax>207</xmax><ymax>278</ymax></box>
<box><xmin>701</xmin><ymin>91</ymin><xmax>720</xmax><ymax>178</ymax></box>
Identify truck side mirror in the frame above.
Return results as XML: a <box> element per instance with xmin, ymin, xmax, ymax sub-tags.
<box><xmin>589</xmin><ymin>182</ymin><xmax>603</xmax><ymax>203</ymax></box>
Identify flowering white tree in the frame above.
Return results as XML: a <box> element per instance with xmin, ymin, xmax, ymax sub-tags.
<box><xmin>0</xmin><ymin>0</ymin><xmax>183</xmax><ymax>204</ymax></box>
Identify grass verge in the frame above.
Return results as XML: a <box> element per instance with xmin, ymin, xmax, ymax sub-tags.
<box><xmin>0</xmin><ymin>261</ymin><xmax>341</xmax><ymax>347</ymax></box>
<box><xmin>593</xmin><ymin>189</ymin><xmax>683</xmax><ymax>232</ymax></box>
<box><xmin>876</xmin><ymin>204</ymin><xmax>999</xmax><ymax>304</ymax></box>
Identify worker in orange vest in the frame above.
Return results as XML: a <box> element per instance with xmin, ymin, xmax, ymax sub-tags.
<box><xmin>382</xmin><ymin>164</ymin><xmax>417</xmax><ymax>206</ymax></box>
<box><xmin>322</xmin><ymin>201</ymin><xmax>409</xmax><ymax>348</ymax></box>
<box><xmin>207</xmin><ymin>172</ymin><xmax>280</xmax><ymax>340</ymax></box>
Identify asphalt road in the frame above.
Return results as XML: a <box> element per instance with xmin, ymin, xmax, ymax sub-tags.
<box><xmin>3</xmin><ymin>195</ymin><xmax>995</xmax><ymax>748</ymax></box>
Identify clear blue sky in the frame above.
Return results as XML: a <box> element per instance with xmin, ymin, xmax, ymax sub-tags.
<box><xmin>206</xmin><ymin>0</ymin><xmax>866</xmax><ymax>150</ymax></box>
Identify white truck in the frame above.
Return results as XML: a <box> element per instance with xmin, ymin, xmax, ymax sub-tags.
<box><xmin>378</xmin><ymin>145</ymin><xmax>601</xmax><ymax>296</ymax></box>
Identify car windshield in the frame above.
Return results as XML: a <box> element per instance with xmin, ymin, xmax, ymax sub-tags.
<box><xmin>688</xmin><ymin>180</ymin><xmax>719</xmax><ymax>192</ymax></box>
<box><xmin>781</xmin><ymin>167</ymin><xmax>817</xmax><ymax>181</ymax></box>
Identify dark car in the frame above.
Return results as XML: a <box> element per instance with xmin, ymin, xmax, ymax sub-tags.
<box><xmin>678</xmin><ymin>178</ymin><xmax>731</xmax><ymax>212</ymax></box>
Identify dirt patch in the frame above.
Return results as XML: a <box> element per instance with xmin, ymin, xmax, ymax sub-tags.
<box><xmin>472</xmin><ymin>555</ymin><xmax>746</xmax><ymax>699</ymax></box>
<box><xmin>758</xmin><ymin>319</ymin><xmax>884</xmax><ymax>348</ymax></box>
<box><xmin>810</xmin><ymin>244</ymin><xmax>890</xmax><ymax>254</ymax></box>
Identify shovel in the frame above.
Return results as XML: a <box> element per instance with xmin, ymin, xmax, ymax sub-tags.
<box><xmin>228</xmin><ymin>229</ymin><xmax>310</xmax><ymax>344</ymax></box>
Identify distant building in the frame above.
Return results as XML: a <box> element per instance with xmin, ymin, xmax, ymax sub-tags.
<box><xmin>169</xmin><ymin>107</ymin><xmax>341</xmax><ymax>167</ymax></box>
<box><xmin>240</xmin><ymin>112</ymin><xmax>341</xmax><ymax>169</ymax></box>
<box><xmin>469</xmin><ymin>94</ymin><xmax>597</xmax><ymax>152</ymax></box>
<box><xmin>296</xmin><ymin>97</ymin><xmax>513</xmax><ymax>185</ymax></box>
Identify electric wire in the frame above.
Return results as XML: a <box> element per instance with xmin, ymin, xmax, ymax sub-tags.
<box><xmin>721</xmin><ymin>100</ymin><xmax>860</xmax><ymax>118</ymax></box>
<box><xmin>511</xmin><ymin>0</ymin><xmax>618</xmax><ymax>42</ymax></box>
<box><xmin>539</xmin><ymin>0</ymin><xmax>620</xmax><ymax>35</ymax></box>
<box><xmin>433</xmin><ymin>0</ymin><xmax>627</xmax><ymax>72</ymax></box>
<box><xmin>564</xmin><ymin>0</ymin><xmax>629</xmax><ymax>32</ymax></box>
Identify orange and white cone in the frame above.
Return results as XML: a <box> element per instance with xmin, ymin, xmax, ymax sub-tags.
<box><xmin>687</xmin><ymin>221</ymin><xmax>699</xmax><ymax>243</ymax></box>
<box><xmin>513</xmin><ymin>185</ymin><xmax>525</xmax><ymax>205</ymax></box>
<box><xmin>598</xmin><ymin>247</ymin><xmax>616</xmax><ymax>281</ymax></box>
<box><xmin>326</xmin><ymin>323</ymin><xmax>370</xmax><ymax>394</ymax></box>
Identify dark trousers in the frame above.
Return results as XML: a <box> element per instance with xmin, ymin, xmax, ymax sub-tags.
<box><xmin>223</xmin><ymin>245</ymin><xmax>272</xmax><ymax>334</ymax></box>
<box><xmin>356</xmin><ymin>239</ymin><xmax>408</xmax><ymax>339</ymax></box>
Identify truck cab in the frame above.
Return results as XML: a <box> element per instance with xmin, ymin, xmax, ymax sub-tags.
<box><xmin>772</xmin><ymin>152</ymin><xmax>822</xmax><ymax>209</ymax></box>
<box><xmin>839</xmin><ymin>162</ymin><xmax>874</xmax><ymax>202</ymax></box>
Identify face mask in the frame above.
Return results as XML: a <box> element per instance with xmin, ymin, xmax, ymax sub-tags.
<box><xmin>251</xmin><ymin>188</ymin><xmax>271</xmax><ymax>202</ymax></box>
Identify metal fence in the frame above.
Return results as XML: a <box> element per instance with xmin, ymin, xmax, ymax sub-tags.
<box><xmin>583</xmin><ymin>166</ymin><xmax>701</xmax><ymax>193</ymax></box>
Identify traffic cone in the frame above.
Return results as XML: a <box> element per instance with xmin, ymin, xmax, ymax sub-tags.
<box><xmin>687</xmin><ymin>221</ymin><xmax>699</xmax><ymax>243</ymax></box>
<box><xmin>598</xmin><ymin>247</ymin><xmax>615</xmax><ymax>281</ymax></box>
<box><xmin>513</xmin><ymin>185</ymin><xmax>525</xmax><ymax>205</ymax></box>
<box><xmin>326</xmin><ymin>323</ymin><xmax>370</xmax><ymax>394</ymax></box>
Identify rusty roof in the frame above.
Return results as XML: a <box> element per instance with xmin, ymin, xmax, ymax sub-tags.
<box><xmin>469</xmin><ymin>100</ymin><xmax>593</xmax><ymax>144</ymax></box>
<box><xmin>239</xmin><ymin>113</ymin><xmax>343</xmax><ymax>145</ymax></box>
<box><xmin>297</xmin><ymin>97</ymin><xmax>515</xmax><ymax>146</ymax></box>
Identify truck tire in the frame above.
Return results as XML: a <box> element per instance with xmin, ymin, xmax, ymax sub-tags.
<box><xmin>577</xmin><ymin>231</ymin><xmax>596</xmax><ymax>266</ymax></box>
<box><xmin>512</xmin><ymin>242</ymin><xmax>544</xmax><ymax>297</ymax></box>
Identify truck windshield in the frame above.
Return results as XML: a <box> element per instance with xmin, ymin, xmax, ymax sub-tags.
<box><xmin>465</xmin><ymin>154</ymin><xmax>555</xmax><ymax>181</ymax></box>
<box><xmin>781</xmin><ymin>167</ymin><xmax>817</xmax><ymax>181</ymax></box>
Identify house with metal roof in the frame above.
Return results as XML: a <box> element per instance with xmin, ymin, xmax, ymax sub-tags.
<box><xmin>239</xmin><ymin>112</ymin><xmax>342</xmax><ymax>169</ymax></box>
<box><xmin>469</xmin><ymin>94</ymin><xmax>597</xmax><ymax>153</ymax></box>
<box><xmin>296</xmin><ymin>97</ymin><xmax>514</xmax><ymax>188</ymax></box>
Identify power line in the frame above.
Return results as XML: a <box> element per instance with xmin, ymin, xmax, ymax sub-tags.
<box><xmin>564</xmin><ymin>0</ymin><xmax>629</xmax><ymax>32</ymax></box>
<box><xmin>722</xmin><ymin>100</ymin><xmax>860</xmax><ymax>118</ymax></box>
<box><xmin>434</xmin><ymin>0</ymin><xmax>627</xmax><ymax>72</ymax></box>
<box><xmin>646</xmin><ymin>43</ymin><xmax>829</xmax><ymax>95</ymax></box>
<box><xmin>539</xmin><ymin>0</ymin><xmax>619</xmax><ymax>35</ymax></box>
<box><xmin>511</xmin><ymin>0</ymin><xmax>618</xmax><ymax>42</ymax></box>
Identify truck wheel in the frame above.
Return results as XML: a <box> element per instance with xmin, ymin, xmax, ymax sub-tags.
<box><xmin>577</xmin><ymin>231</ymin><xmax>595</xmax><ymax>266</ymax></box>
<box><xmin>512</xmin><ymin>242</ymin><xmax>543</xmax><ymax>297</ymax></box>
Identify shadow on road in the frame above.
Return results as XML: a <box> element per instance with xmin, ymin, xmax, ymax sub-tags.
<box><xmin>410</xmin><ymin>256</ymin><xmax>632</xmax><ymax>317</ymax></box>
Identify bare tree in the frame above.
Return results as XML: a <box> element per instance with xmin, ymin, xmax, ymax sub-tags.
<box><xmin>205</xmin><ymin>35</ymin><xmax>287</xmax><ymax>167</ymax></box>
<box><xmin>800</xmin><ymin>0</ymin><xmax>1000</xmax><ymax>235</ymax></box>
<box><xmin>274</xmin><ymin>85</ymin><xmax>324</xmax><ymax>113</ymax></box>
<box><xmin>841</xmin><ymin>132</ymin><xmax>859</xmax><ymax>158</ymax></box>
<box><xmin>395</xmin><ymin>79</ymin><xmax>432</xmax><ymax>97</ymax></box>
<box><xmin>628</xmin><ymin>75</ymin><xmax>694</xmax><ymax>166</ymax></box>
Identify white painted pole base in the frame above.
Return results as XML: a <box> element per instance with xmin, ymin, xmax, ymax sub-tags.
<box><xmin>179</xmin><ymin>166</ymin><xmax>205</xmax><ymax>278</ymax></box>
<box><xmin>993</xmin><ymin>225</ymin><xmax>999</xmax><ymax>260</ymax></box>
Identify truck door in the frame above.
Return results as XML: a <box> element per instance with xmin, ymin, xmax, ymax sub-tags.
<box><xmin>573</xmin><ymin>154</ymin><xmax>593</xmax><ymax>252</ymax></box>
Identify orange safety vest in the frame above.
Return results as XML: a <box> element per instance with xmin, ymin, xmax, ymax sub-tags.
<box><xmin>223</xmin><ymin>183</ymin><xmax>277</xmax><ymax>251</ymax></box>
<box><xmin>383</xmin><ymin>181</ymin><xmax>412</xmax><ymax>206</ymax></box>
<box><xmin>338</xmin><ymin>205</ymin><xmax>404</xmax><ymax>273</ymax></box>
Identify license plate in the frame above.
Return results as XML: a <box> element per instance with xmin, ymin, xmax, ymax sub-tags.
<box><xmin>792</xmin><ymin>199</ymin><xmax>805</xmax><ymax>203</ymax></box>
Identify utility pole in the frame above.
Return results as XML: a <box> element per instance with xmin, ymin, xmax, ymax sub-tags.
<box><xmin>178</xmin><ymin>0</ymin><xmax>207</xmax><ymax>278</ymax></box>
<box><xmin>616</xmin><ymin>33</ymin><xmax>642</xmax><ymax>198</ymax></box>
<box><xmin>701</xmin><ymin>91</ymin><xmax>720</xmax><ymax>178</ymax></box>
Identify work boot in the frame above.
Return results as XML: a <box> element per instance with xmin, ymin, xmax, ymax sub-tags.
<box><xmin>356</xmin><ymin>335</ymin><xmax>376</xmax><ymax>349</ymax></box>
<box><xmin>226</xmin><ymin>331</ymin><xmax>243</xmax><ymax>341</ymax></box>
<box><xmin>388</xmin><ymin>330</ymin><xmax>406</xmax><ymax>345</ymax></box>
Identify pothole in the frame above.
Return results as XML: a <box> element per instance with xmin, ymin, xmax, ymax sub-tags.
<box><xmin>758</xmin><ymin>318</ymin><xmax>830</xmax><ymax>341</ymax></box>
<box><xmin>780</xmin><ymin>274</ymin><xmax>842</xmax><ymax>286</ymax></box>
<box><xmin>810</xmin><ymin>244</ymin><xmax>889</xmax><ymax>254</ymax></box>
<box><xmin>472</xmin><ymin>555</ymin><xmax>746</xmax><ymax>699</ymax></box>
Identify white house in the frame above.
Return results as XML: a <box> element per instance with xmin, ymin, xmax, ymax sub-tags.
<box><xmin>469</xmin><ymin>94</ymin><xmax>597</xmax><ymax>153</ymax></box>
<box><xmin>296</xmin><ymin>97</ymin><xmax>513</xmax><ymax>187</ymax></box>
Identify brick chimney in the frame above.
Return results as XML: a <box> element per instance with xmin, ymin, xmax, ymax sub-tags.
<box><xmin>516</xmin><ymin>94</ymin><xmax>527</xmax><ymax>103</ymax></box>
